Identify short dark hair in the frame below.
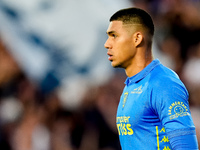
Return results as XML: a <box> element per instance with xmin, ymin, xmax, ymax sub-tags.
<box><xmin>110</xmin><ymin>7</ymin><xmax>154</xmax><ymax>37</ymax></box>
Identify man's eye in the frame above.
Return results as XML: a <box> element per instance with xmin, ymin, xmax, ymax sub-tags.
<box><xmin>112</xmin><ymin>34</ymin><xmax>117</xmax><ymax>38</ymax></box>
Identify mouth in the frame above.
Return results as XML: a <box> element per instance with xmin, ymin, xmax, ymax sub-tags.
<box><xmin>107</xmin><ymin>52</ymin><xmax>113</xmax><ymax>61</ymax></box>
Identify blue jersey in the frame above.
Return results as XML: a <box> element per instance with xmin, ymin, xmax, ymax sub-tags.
<box><xmin>116</xmin><ymin>59</ymin><xmax>198</xmax><ymax>150</ymax></box>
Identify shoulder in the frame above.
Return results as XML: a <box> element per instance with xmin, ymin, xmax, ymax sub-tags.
<box><xmin>149</xmin><ymin>63</ymin><xmax>188</xmax><ymax>100</ymax></box>
<box><xmin>150</xmin><ymin>64</ymin><xmax>185</xmax><ymax>88</ymax></box>
<box><xmin>148</xmin><ymin>64</ymin><xmax>189</xmax><ymax>118</ymax></box>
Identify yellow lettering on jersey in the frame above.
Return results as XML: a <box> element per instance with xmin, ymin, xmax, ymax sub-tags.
<box><xmin>116</xmin><ymin>116</ymin><xmax>133</xmax><ymax>136</ymax></box>
<box><xmin>160</xmin><ymin>127</ymin><xmax>165</xmax><ymax>133</ymax></box>
<box><xmin>117</xmin><ymin>123</ymin><xmax>134</xmax><ymax>136</ymax></box>
<box><xmin>117</xmin><ymin>124</ymin><xmax>121</xmax><ymax>135</ymax></box>
<box><xmin>161</xmin><ymin>136</ymin><xmax>169</xmax><ymax>142</ymax></box>
<box><xmin>127</xmin><ymin>124</ymin><xmax>134</xmax><ymax>135</ymax></box>
<box><xmin>163</xmin><ymin>146</ymin><xmax>171</xmax><ymax>150</ymax></box>
<box><xmin>122</xmin><ymin>124</ymin><xmax>127</xmax><ymax>135</ymax></box>
<box><xmin>116</xmin><ymin>116</ymin><xmax>130</xmax><ymax>123</ymax></box>
<box><xmin>156</xmin><ymin>126</ymin><xmax>171</xmax><ymax>150</ymax></box>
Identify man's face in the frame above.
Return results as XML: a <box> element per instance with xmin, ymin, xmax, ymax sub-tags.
<box><xmin>104</xmin><ymin>21</ymin><xmax>136</xmax><ymax>68</ymax></box>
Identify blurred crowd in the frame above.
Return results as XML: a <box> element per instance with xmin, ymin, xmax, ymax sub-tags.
<box><xmin>0</xmin><ymin>0</ymin><xmax>200</xmax><ymax>150</ymax></box>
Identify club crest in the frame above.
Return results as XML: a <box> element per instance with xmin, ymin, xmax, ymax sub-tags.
<box><xmin>122</xmin><ymin>92</ymin><xmax>128</xmax><ymax>109</ymax></box>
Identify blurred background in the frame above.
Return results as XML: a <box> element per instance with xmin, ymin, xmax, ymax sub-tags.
<box><xmin>0</xmin><ymin>0</ymin><xmax>200</xmax><ymax>149</ymax></box>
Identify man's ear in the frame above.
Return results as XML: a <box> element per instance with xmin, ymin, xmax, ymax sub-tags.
<box><xmin>133</xmin><ymin>32</ymin><xmax>143</xmax><ymax>47</ymax></box>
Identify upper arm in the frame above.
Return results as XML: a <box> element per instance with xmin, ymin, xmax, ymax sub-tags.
<box><xmin>151</xmin><ymin>78</ymin><xmax>194</xmax><ymax>132</ymax></box>
<box><xmin>151</xmin><ymin>79</ymin><xmax>198</xmax><ymax>149</ymax></box>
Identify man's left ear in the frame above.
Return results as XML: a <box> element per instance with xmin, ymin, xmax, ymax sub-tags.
<box><xmin>134</xmin><ymin>32</ymin><xmax>143</xmax><ymax>47</ymax></box>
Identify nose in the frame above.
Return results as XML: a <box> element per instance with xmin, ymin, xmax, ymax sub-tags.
<box><xmin>104</xmin><ymin>39</ymin><xmax>111</xmax><ymax>49</ymax></box>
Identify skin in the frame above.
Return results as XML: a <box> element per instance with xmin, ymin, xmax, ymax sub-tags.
<box><xmin>104</xmin><ymin>21</ymin><xmax>153</xmax><ymax>77</ymax></box>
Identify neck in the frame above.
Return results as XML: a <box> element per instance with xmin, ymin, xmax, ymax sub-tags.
<box><xmin>125</xmin><ymin>47</ymin><xmax>153</xmax><ymax>77</ymax></box>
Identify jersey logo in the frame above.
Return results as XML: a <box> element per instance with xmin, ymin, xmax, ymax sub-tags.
<box><xmin>168</xmin><ymin>101</ymin><xmax>190</xmax><ymax>120</ymax></box>
<box><xmin>156</xmin><ymin>126</ymin><xmax>171</xmax><ymax>150</ymax></box>
<box><xmin>131</xmin><ymin>85</ymin><xmax>143</xmax><ymax>94</ymax></box>
<box><xmin>122</xmin><ymin>92</ymin><xmax>128</xmax><ymax>108</ymax></box>
<box><xmin>116</xmin><ymin>116</ymin><xmax>134</xmax><ymax>136</ymax></box>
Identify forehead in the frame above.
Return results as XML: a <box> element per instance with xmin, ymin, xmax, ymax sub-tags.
<box><xmin>107</xmin><ymin>20</ymin><xmax>139</xmax><ymax>35</ymax></box>
<box><xmin>107</xmin><ymin>21</ymin><xmax>124</xmax><ymax>33</ymax></box>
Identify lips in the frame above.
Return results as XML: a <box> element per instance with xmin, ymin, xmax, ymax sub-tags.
<box><xmin>107</xmin><ymin>52</ymin><xmax>113</xmax><ymax>61</ymax></box>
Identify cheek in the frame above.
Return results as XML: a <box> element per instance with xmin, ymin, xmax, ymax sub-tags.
<box><xmin>117</xmin><ymin>40</ymin><xmax>134</xmax><ymax>56</ymax></box>
<box><xmin>121</xmin><ymin>45</ymin><xmax>136</xmax><ymax>63</ymax></box>
<box><xmin>120</xmin><ymin>50</ymin><xmax>133</xmax><ymax>61</ymax></box>
<box><xmin>114</xmin><ymin>36</ymin><xmax>134</xmax><ymax>56</ymax></box>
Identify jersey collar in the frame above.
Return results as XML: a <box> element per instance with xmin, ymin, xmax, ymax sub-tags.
<box><xmin>125</xmin><ymin>59</ymin><xmax>160</xmax><ymax>85</ymax></box>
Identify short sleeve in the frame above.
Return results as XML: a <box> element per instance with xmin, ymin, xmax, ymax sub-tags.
<box><xmin>151</xmin><ymin>77</ymin><xmax>195</xmax><ymax>133</ymax></box>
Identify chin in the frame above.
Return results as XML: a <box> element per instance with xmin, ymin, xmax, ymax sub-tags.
<box><xmin>111</xmin><ymin>62</ymin><xmax>122</xmax><ymax>68</ymax></box>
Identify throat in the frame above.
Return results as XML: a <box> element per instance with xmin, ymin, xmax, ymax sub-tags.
<box><xmin>125</xmin><ymin>60</ymin><xmax>152</xmax><ymax>77</ymax></box>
